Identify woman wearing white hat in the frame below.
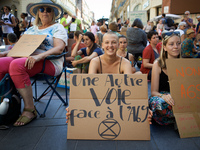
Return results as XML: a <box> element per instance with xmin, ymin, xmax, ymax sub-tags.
<box><xmin>0</xmin><ymin>0</ymin><xmax>67</xmax><ymax>126</ymax></box>
<box><xmin>174</xmin><ymin>22</ymin><xmax>186</xmax><ymax>43</ymax></box>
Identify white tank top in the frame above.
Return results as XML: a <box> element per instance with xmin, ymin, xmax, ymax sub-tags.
<box><xmin>2</xmin><ymin>13</ymin><xmax>14</xmax><ymax>34</ymax></box>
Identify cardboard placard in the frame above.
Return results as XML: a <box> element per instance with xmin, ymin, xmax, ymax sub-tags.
<box><xmin>166</xmin><ymin>59</ymin><xmax>200</xmax><ymax>138</ymax></box>
<box><xmin>67</xmin><ymin>74</ymin><xmax>150</xmax><ymax>140</ymax></box>
<box><xmin>7</xmin><ymin>34</ymin><xmax>47</xmax><ymax>57</ymax></box>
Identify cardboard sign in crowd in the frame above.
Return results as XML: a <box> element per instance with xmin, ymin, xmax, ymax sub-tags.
<box><xmin>7</xmin><ymin>34</ymin><xmax>47</xmax><ymax>57</ymax></box>
<box><xmin>67</xmin><ymin>74</ymin><xmax>150</xmax><ymax>140</ymax></box>
<box><xmin>167</xmin><ymin>59</ymin><xmax>200</xmax><ymax>138</ymax></box>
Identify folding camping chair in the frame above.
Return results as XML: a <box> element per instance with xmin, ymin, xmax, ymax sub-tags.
<box><xmin>31</xmin><ymin>51</ymin><xmax>68</xmax><ymax>117</ymax></box>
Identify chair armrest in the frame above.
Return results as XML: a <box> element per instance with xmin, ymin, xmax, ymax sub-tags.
<box><xmin>41</xmin><ymin>52</ymin><xmax>68</xmax><ymax>73</ymax></box>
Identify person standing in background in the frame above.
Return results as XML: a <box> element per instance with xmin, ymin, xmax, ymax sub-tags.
<box><xmin>0</xmin><ymin>6</ymin><xmax>16</xmax><ymax>45</ymax></box>
<box><xmin>117</xmin><ymin>18</ymin><xmax>121</xmax><ymax>31</ymax></box>
<box><xmin>143</xmin><ymin>21</ymin><xmax>152</xmax><ymax>34</ymax></box>
<box><xmin>156</xmin><ymin>19</ymin><xmax>164</xmax><ymax>37</ymax></box>
<box><xmin>182</xmin><ymin>11</ymin><xmax>193</xmax><ymax>31</ymax></box>
<box><xmin>19</xmin><ymin>13</ymin><xmax>28</xmax><ymax>36</ymax></box>
<box><xmin>60</xmin><ymin>12</ymin><xmax>72</xmax><ymax>34</ymax></box>
<box><xmin>70</xmin><ymin>15</ymin><xmax>83</xmax><ymax>32</ymax></box>
<box><xmin>126</xmin><ymin>18</ymin><xmax>147</xmax><ymax>68</ymax></box>
<box><xmin>90</xmin><ymin>21</ymin><xmax>98</xmax><ymax>35</ymax></box>
<box><xmin>174</xmin><ymin>22</ymin><xmax>186</xmax><ymax>43</ymax></box>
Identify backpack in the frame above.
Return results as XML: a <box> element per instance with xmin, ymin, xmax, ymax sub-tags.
<box><xmin>0</xmin><ymin>74</ymin><xmax>21</xmax><ymax>127</ymax></box>
<box><xmin>165</xmin><ymin>18</ymin><xmax>174</xmax><ymax>27</ymax></box>
<box><xmin>2</xmin><ymin>13</ymin><xmax>13</xmax><ymax>24</ymax></box>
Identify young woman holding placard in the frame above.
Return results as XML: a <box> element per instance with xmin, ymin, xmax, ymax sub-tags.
<box><xmin>149</xmin><ymin>31</ymin><xmax>181</xmax><ymax>125</ymax></box>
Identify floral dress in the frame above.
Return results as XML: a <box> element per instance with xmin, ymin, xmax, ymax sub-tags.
<box><xmin>149</xmin><ymin>69</ymin><xmax>175</xmax><ymax>125</ymax></box>
<box><xmin>181</xmin><ymin>38</ymin><xmax>198</xmax><ymax>58</ymax></box>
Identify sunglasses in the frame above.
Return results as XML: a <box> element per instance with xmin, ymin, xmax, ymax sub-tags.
<box><xmin>162</xmin><ymin>31</ymin><xmax>180</xmax><ymax>41</ymax></box>
<box><xmin>39</xmin><ymin>7</ymin><xmax>52</xmax><ymax>13</ymax></box>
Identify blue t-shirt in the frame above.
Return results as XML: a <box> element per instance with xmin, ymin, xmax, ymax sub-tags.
<box><xmin>80</xmin><ymin>47</ymin><xmax>103</xmax><ymax>56</ymax></box>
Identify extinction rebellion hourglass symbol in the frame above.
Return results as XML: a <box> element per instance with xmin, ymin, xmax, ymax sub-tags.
<box><xmin>98</xmin><ymin>119</ymin><xmax>121</xmax><ymax>140</ymax></box>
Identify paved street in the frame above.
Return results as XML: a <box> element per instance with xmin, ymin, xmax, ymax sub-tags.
<box><xmin>0</xmin><ymin>78</ymin><xmax>200</xmax><ymax>150</ymax></box>
<box><xmin>1</xmin><ymin>44</ymin><xmax>200</xmax><ymax>150</ymax></box>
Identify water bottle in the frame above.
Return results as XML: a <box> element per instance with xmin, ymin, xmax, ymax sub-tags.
<box><xmin>0</xmin><ymin>98</ymin><xmax>9</xmax><ymax>115</ymax></box>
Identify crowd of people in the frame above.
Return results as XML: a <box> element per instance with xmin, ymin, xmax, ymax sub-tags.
<box><xmin>0</xmin><ymin>0</ymin><xmax>200</xmax><ymax>127</ymax></box>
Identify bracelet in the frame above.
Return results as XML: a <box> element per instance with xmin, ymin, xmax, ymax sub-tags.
<box><xmin>159</xmin><ymin>94</ymin><xmax>163</xmax><ymax>98</ymax></box>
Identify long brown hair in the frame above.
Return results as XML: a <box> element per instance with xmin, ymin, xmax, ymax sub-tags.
<box><xmin>158</xmin><ymin>33</ymin><xmax>181</xmax><ymax>69</ymax></box>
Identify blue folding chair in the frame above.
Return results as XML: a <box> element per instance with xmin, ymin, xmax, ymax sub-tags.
<box><xmin>31</xmin><ymin>51</ymin><xmax>68</xmax><ymax>117</ymax></box>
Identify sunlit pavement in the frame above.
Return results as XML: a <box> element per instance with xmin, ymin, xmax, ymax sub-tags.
<box><xmin>0</xmin><ymin>43</ymin><xmax>200</xmax><ymax>150</ymax></box>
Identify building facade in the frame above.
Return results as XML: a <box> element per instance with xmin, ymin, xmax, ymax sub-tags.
<box><xmin>0</xmin><ymin>0</ymin><xmax>94</xmax><ymax>30</ymax></box>
<box><xmin>110</xmin><ymin>0</ymin><xmax>200</xmax><ymax>25</ymax></box>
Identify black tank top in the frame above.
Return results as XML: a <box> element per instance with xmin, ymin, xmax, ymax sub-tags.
<box><xmin>125</xmin><ymin>52</ymin><xmax>129</xmax><ymax>60</ymax></box>
<box><xmin>159</xmin><ymin>69</ymin><xmax>170</xmax><ymax>92</ymax></box>
<box><xmin>99</xmin><ymin>56</ymin><xmax>122</xmax><ymax>74</ymax></box>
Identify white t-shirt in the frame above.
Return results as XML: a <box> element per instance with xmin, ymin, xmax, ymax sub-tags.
<box><xmin>174</xmin><ymin>29</ymin><xmax>184</xmax><ymax>37</ymax></box>
<box><xmin>25</xmin><ymin>23</ymin><xmax>68</xmax><ymax>76</ymax></box>
<box><xmin>1</xmin><ymin>13</ymin><xmax>14</xmax><ymax>34</ymax></box>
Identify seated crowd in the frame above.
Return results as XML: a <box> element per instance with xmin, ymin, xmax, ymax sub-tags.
<box><xmin>0</xmin><ymin>0</ymin><xmax>200</xmax><ymax>128</ymax></box>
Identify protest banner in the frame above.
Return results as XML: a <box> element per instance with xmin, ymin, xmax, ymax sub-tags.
<box><xmin>67</xmin><ymin>74</ymin><xmax>150</xmax><ymax>140</ymax></box>
<box><xmin>7</xmin><ymin>34</ymin><xmax>47</xmax><ymax>57</ymax></box>
<box><xmin>166</xmin><ymin>59</ymin><xmax>200</xmax><ymax>138</ymax></box>
<box><xmin>129</xmin><ymin>11</ymin><xmax>147</xmax><ymax>26</ymax></box>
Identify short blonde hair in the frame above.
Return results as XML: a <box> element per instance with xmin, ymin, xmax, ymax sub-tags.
<box><xmin>34</xmin><ymin>8</ymin><xmax>56</xmax><ymax>26</ymax></box>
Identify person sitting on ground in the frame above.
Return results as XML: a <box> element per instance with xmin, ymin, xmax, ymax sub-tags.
<box><xmin>149</xmin><ymin>31</ymin><xmax>181</xmax><ymax>125</ymax></box>
<box><xmin>66</xmin><ymin>32</ymin><xmax>153</xmax><ymax>123</ymax></box>
<box><xmin>140</xmin><ymin>31</ymin><xmax>160</xmax><ymax>80</ymax></box>
<box><xmin>95</xmin><ymin>32</ymin><xmax>103</xmax><ymax>48</ymax></box>
<box><xmin>181</xmin><ymin>29</ymin><xmax>200</xmax><ymax>58</ymax></box>
<box><xmin>66</xmin><ymin>31</ymin><xmax>86</xmax><ymax>71</ymax></box>
<box><xmin>71</xmin><ymin>32</ymin><xmax>103</xmax><ymax>73</ymax></box>
<box><xmin>116</xmin><ymin>35</ymin><xmax>136</xmax><ymax>73</ymax></box>
<box><xmin>174</xmin><ymin>22</ymin><xmax>186</xmax><ymax>43</ymax></box>
<box><xmin>88</xmin><ymin>32</ymin><xmax>132</xmax><ymax>74</ymax></box>
<box><xmin>7</xmin><ymin>33</ymin><xmax>18</xmax><ymax>50</ymax></box>
<box><xmin>196</xmin><ymin>16</ymin><xmax>200</xmax><ymax>34</ymax></box>
<box><xmin>99</xmin><ymin>25</ymin><xmax>107</xmax><ymax>35</ymax></box>
<box><xmin>108</xmin><ymin>22</ymin><xmax>121</xmax><ymax>36</ymax></box>
<box><xmin>0</xmin><ymin>0</ymin><xmax>67</xmax><ymax>126</ymax></box>
<box><xmin>194</xmin><ymin>33</ymin><xmax>200</xmax><ymax>51</ymax></box>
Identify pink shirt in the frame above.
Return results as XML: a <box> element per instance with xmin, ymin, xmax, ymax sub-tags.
<box><xmin>90</xmin><ymin>25</ymin><xmax>99</xmax><ymax>35</ymax></box>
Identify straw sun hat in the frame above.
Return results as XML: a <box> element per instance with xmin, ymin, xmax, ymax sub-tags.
<box><xmin>27</xmin><ymin>0</ymin><xmax>63</xmax><ymax>20</ymax></box>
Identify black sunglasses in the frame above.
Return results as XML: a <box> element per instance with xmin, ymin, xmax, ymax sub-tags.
<box><xmin>39</xmin><ymin>7</ymin><xmax>52</xmax><ymax>13</ymax></box>
<box><xmin>162</xmin><ymin>31</ymin><xmax>180</xmax><ymax>40</ymax></box>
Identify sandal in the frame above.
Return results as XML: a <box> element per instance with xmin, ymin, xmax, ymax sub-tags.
<box><xmin>14</xmin><ymin>107</ymin><xmax>37</xmax><ymax>127</ymax></box>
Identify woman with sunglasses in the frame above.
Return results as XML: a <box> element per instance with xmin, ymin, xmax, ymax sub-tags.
<box><xmin>0</xmin><ymin>6</ymin><xmax>16</xmax><ymax>45</ymax></box>
<box><xmin>149</xmin><ymin>31</ymin><xmax>181</xmax><ymax>125</ymax></box>
<box><xmin>0</xmin><ymin>0</ymin><xmax>67</xmax><ymax>126</ymax></box>
<box><xmin>174</xmin><ymin>22</ymin><xmax>186</xmax><ymax>43</ymax></box>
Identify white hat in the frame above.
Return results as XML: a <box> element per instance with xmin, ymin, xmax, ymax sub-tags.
<box><xmin>197</xmin><ymin>16</ymin><xmax>200</xmax><ymax>19</ymax></box>
<box><xmin>27</xmin><ymin>0</ymin><xmax>63</xmax><ymax>20</ymax></box>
